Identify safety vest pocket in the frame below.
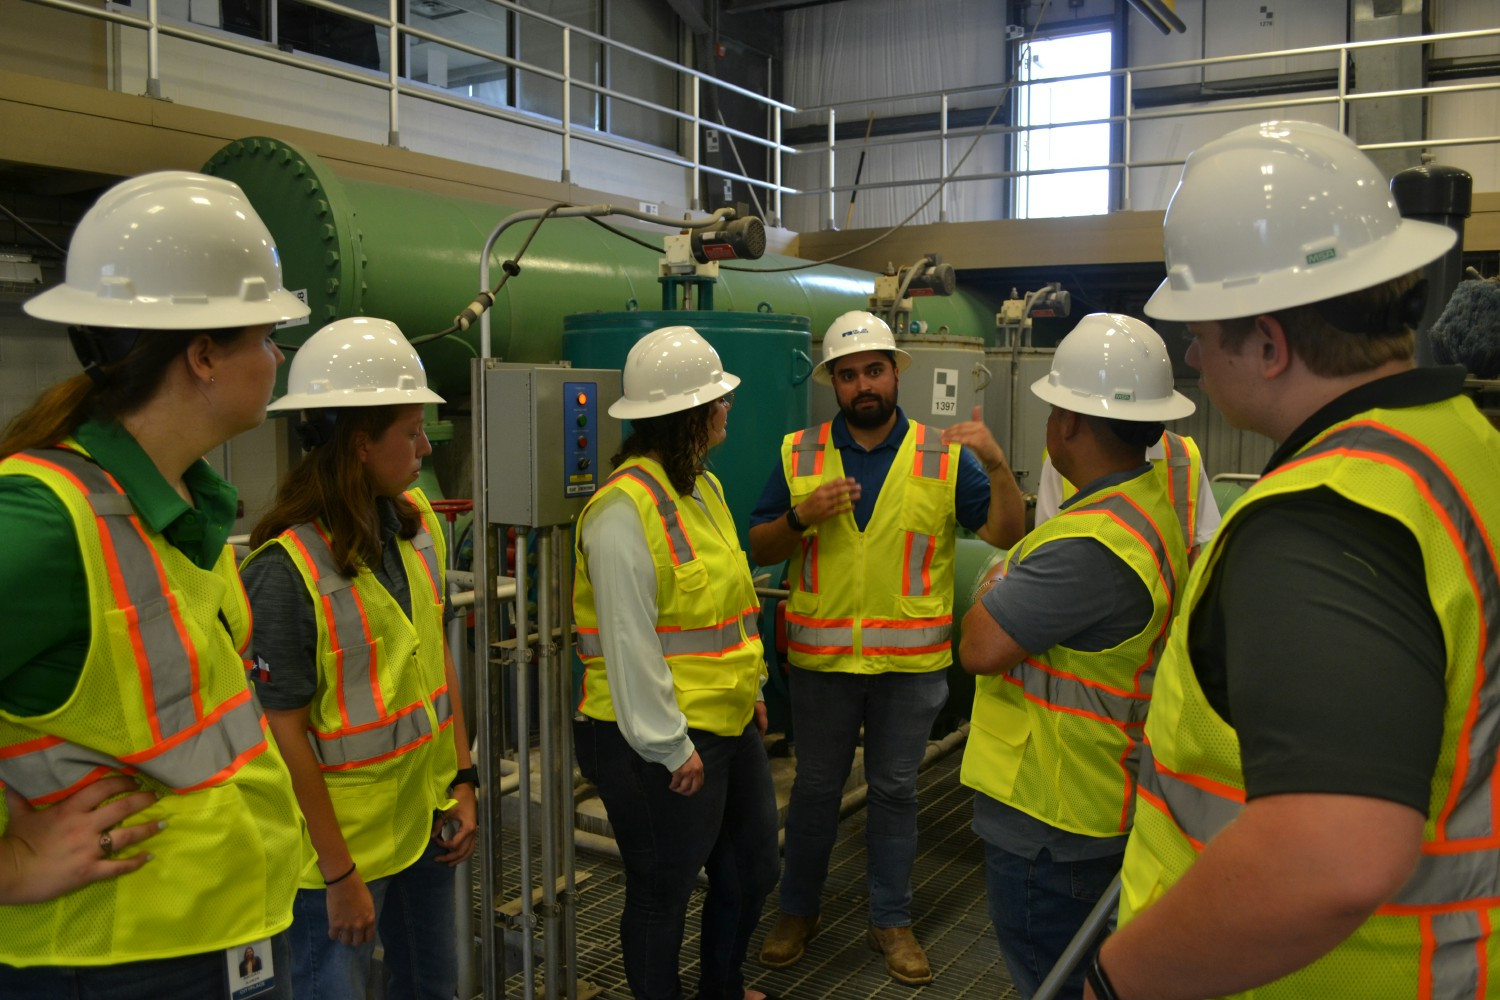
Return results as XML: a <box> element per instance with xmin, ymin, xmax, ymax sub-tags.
<box><xmin>968</xmin><ymin>680</ymin><xmax>1030</xmax><ymax>800</ymax></box>
<box><xmin>326</xmin><ymin>774</ymin><xmax>400</xmax><ymax>873</ymax></box>
<box><xmin>670</xmin><ymin>558</ymin><xmax>718</xmax><ymax>622</ymax></box>
<box><xmin>897</xmin><ymin>592</ymin><xmax>947</xmax><ymax>623</ymax></box>
<box><xmin>901</xmin><ymin>474</ymin><xmax>952</xmax><ymax>536</ymax></box>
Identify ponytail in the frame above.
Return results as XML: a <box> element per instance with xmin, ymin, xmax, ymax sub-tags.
<box><xmin>0</xmin><ymin>325</ymin><xmax>245</xmax><ymax>458</ymax></box>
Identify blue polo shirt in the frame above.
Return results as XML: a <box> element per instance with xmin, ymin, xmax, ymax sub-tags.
<box><xmin>749</xmin><ymin>407</ymin><xmax>992</xmax><ymax>535</ymax></box>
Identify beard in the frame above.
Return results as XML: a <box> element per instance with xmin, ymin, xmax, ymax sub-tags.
<box><xmin>841</xmin><ymin>391</ymin><xmax>896</xmax><ymax>429</ymax></box>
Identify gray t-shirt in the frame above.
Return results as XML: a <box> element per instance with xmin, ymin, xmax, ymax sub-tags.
<box><xmin>971</xmin><ymin>466</ymin><xmax>1155</xmax><ymax>862</ymax></box>
<box><xmin>244</xmin><ymin>497</ymin><xmax>415</xmax><ymax>712</ymax></box>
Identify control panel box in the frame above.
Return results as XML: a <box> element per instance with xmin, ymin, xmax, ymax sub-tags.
<box><xmin>481</xmin><ymin>362</ymin><xmax>622</xmax><ymax>526</ymax></box>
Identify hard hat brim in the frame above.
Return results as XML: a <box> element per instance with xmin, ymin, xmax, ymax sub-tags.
<box><xmin>1030</xmin><ymin>374</ymin><xmax>1196</xmax><ymax>421</ymax></box>
<box><xmin>23</xmin><ymin>285</ymin><xmax>311</xmax><ymax>330</ymax></box>
<box><xmin>268</xmin><ymin>385</ymin><xmax>447</xmax><ymax>411</ymax></box>
<box><xmin>811</xmin><ymin>346</ymin><xmax>912</xmax><ymax>386</ymax></box>
<box><xmin>607</xmin><ymin>372</ymin><xmax>740</xmax><ymax>420</ymax></box>
<box><xmin>1145</xmin><ymin>216</ymin><xmax>1456</xmax><ymax>323</ymax></box>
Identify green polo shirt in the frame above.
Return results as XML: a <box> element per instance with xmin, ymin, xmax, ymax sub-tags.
<box><xmin>0</xmin><ymin>420</ymin><xmax>240</xmax><ymax>715</ymax></box>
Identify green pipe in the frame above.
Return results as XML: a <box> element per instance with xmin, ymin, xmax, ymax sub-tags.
<box><xmin>203</xmin><ymin>136</ymin><xmax>1000</xmax><ymax>398</ymax></box>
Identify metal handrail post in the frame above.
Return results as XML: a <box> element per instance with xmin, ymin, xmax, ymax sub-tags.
<box><xmin>772</xmin><ymin>106</ymin><xmax>783</xmax><ymax>227</ymax></box>
<box><xmin>690</xmin><ymin>76</ymin><xmax>701</xmax><ymax>211</ymax></box>
<box><xmin>939</xmin><ymin>93</ymin><xmax>950</xmax><ymax>222</ymax></box>
<box><xmin>387</xmin><ymin>0</ymin><xmax>400</xmax><ymax>145</ymax></box>
<box><xmin>145</xmin><ymin>0</ymin><xmax>162</xmax><ymax>98</ymax></box>
<box><xmin>826</xmin><ymin>106</ymin><xmax>836</xmax><ymax>231</ymax></box>
<box><xmin>1337</xmin><ymin>42</ymin><xmax>1349</xmax><ymax>133</ymax></box>
<box><xmin>561</xmin><ymin>26</ymin><xmax>572</xmax><ymax>183</ymax></box>
<box><xmin>1122</xmin><ymin>69</ymin><xmax>1133</xmax><ymax>210</ymax></box>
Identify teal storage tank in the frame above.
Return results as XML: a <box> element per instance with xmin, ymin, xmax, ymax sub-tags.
<box><xmin>562</xmin><ymin>310</ymin><xmax>812</xmax><ymax>549</ymax></box>
<box><xmin>202</xmin><ymin>136</ymin><xmax>1000</xmax><ymax>400</ymax></box>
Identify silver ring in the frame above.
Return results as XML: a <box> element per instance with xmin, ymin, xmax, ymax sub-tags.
<box><xmin>99</xmin><ymin>831</ymin><xmax>114</xmax><ymax>857</ymax></box>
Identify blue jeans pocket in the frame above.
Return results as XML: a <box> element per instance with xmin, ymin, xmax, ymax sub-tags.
<box><xmin>1068</xmin><ymin>853</ymin><xmax>1123</xmax><ymax>903</ymax></box>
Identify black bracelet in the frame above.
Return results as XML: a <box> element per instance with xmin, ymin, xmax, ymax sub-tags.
<box><xmin>785</xmin><ymin>506</ymin><xmax>807</xmax><ymax>532</ymax></box>
<box><xmin>1087</xmin><ymin>952</ymin><xmax>1122</xmax><ymax>1000</ymax></box>
<box><xmin>449</xmin><ymin>765</ymin><xmax>479</xmax><ymax>791</ymax></box>
<box><xmin>323</xmin><ymin>861</ymin><xmax>357</xmax><ymax>886</ymax></box>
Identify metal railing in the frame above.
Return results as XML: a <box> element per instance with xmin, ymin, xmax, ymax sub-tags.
<box><xmin>794</xmin><ymin>24</ymin><xmax>1500</xmax><ymax>229</ymax></box>
<box><xmin>14</xmin><ymin>1</ymin><xmax>1500</xmax><ymax>231</ymax></box>
<box><xmin>22</xmin><ymin>0</ymin><xmax>800</xmax><ymax>219</ymax></box>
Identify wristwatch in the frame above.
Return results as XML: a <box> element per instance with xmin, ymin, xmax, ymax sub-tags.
<box><xmin>1087</xmin><ymin>953</ymin><xmax>1122</xmax><ymax>1000</ymax></box>
<box><xmin>785</xmin><ymin>506</ymin><xmax>807</xmax><ymax>532</ymax></box>
<box><xmin>449</xmin><ymin>766</ymin><xmax>479</xmax><ymax>791</ymax></box>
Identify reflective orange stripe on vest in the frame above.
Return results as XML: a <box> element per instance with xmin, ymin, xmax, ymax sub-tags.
<box><xmin>607</xmin><ymin>467</ymin><xmax>698</xmax><ymax>566</ymax></box>
<box><xmin>284</xmin><ymin>516</ymin><xmax>449</xmax><ymax>770</ymax></box>
<box><xmin>1287</xmin><ymin>423</ymin><xmax>1499</xmax><ymax>846</ymax></box>
<box><xmin>577</xmin><ymin>609</ymin><xmax>760</xmax><ymax>660</ymax></box>
<box><xmin>575</xmin><ymin>470</ymin><xmax>760</xmax><ymax>661</ymax></box>
<box><xmin>0</xmin><ymin>449</ymin><xmax>267</xmax><ymax>803</ymax></box>
<box><xmin>1138</xmin><ymin>420</ymin><xmax>1500</xmax><ymax>991</ymax></box>
<box><xmin>1159</xmin><ymin>430</ymin><xmax>1193</xmax><ymax>544</ymax></box>
<box><xmin>1007</xmin><ymin>490</ymin><xmax>1179</xmax><ymax>721</ymax></box>
<box><xmin>791</xmin><ymin>423</ymin><xmax>830</xmax><ymax>478</ymax></box>
<box><xmin>911</xmin><ymin>424</ymin><xmax>951</xmax><ymax>480</ymax></box>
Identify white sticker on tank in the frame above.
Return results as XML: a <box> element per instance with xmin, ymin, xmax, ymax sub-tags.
<box><xmin>930</xmin><ymin>367</ymin><xmax>958</xmax><ymax>416</ymax></box>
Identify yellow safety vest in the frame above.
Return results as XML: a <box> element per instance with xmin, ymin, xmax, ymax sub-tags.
<box><xmin>1119</xmin><ymin>397</ymin><xmax>1500</xmax><ymax>998</ymax></box>
<box><xmin>781</xmin><ymin>421</ymin><xmax>961</xmax><ymax>674</ymax></box>
<box><xmin>0</xmin><ymin>444</ymin><xmax>309</xmax><ymax>966</ymax></box>
<box><xmin>962</xmin><ymin>467</ymin><xmax>1184</xmax><ymax>837</ymax></box>
<box><xmin>1056</xmin><ymin>430</ymin><xmax>1203</xmax><ymax>548</ymax></box>
<box><xmin>574</xmin><ymin>458</ymin><xmax>764</xmax><ymax>736</ymax></box>
<box><xmin>243</xmin><ymin>489</ymin><xmax>456</xmax><ymax>885</ymax></box>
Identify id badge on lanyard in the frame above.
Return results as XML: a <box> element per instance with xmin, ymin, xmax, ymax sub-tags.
<box><xmin>226</xmin><ymin>938</ymin><xmax>276</xmax><ymax>998</ymax></box>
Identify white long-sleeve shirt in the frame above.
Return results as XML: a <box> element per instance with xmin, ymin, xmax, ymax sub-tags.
<box><xmin>580</xmin><ymin>489</ymin><xmax>696</xmax><ymax>771</ymax></box>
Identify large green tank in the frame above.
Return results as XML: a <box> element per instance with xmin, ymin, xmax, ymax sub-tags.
<box><xmin>201</xmin><ymin>136</ymin><xmax>1000</xmax><ymax>399</ymax></box>
<box><xmin>562</xmin><ymin>309</ymin><xmax>812</xmax><ymax>549</ymax></box>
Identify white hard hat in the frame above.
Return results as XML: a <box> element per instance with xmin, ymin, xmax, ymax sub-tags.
<box><xmin>609</xmin><ymin>325</ymin><xmax>739</xmax><ymax>420</ymax></box>
<box><xmin>813</xmin><ymin>310</ymin><xmax>912</xmax><ymax>385</ymax></box>
<box><xmin>24</xmin><ymin>171</ymin><xmax>310</xmax><ymax>330</ymax></box>
<box><xmin>268</xmin><ymin>316</ymin><xmax>445</xmax><ymax>411</ymax></box>
<box><xmin>1145</xmin><ymin>121</ymin><xmax>1456</xmax><ymax>323</ymax></box>
<box><xmin>1031</xmin><ymin>313</ymin><xmax>1195</xmax><ymax>421</ymax></box>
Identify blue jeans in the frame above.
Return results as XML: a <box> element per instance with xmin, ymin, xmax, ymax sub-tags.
<box><xmin>575</xmin><ymin>719</ymin><xmax>779</xmax><ymax>1000</ymax></box>
<box><xmin>290</xmin><ymin>837</ymin><xmax>457</xmax><ymax>1000</ymax></box>
<box><xmin>0</xmin><ymin>931</ymin><xmax>293</xmax><ymax>1000</ymax></box>
<box><xmin>780</xmin><ymin>666</ymin><xmax>949</xmax><ymax>927</ymax></box>
<box><xmin>984</xmin><ymin>841</ymin><xmax>1122</xmax><ymax>999</ymax></box>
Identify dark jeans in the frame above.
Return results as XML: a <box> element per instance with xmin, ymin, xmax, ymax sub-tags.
<box><xmin>289</xmin><ymin>836</ymin><xmax>457</xmax><ymax>1000</ymax></box>
<box><xmin>984</xmin><ymin>841</ymin><xmax>1122</xmax><ymax>999</ymax></box>
<box><xmin>780</xmin><ymin>666</ymin><xmax>949</xmax><ymax>926</ymax></box>
<box><xmin>575</xmin><ymin>719</ymin><xmax>779</xmax><ymax>1000</ymax></box>
<box><xmin>0</xmin><ymin>931</ymin><xmax>294</xmax><ymax>1000</ymax></box>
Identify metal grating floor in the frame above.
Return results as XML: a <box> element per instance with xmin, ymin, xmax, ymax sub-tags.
<box><xmin>517</xmin><ymin>748</ymin><xmax>1020</xmax><ymax>1000</ymax></box>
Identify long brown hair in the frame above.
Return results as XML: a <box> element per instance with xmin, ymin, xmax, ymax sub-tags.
<box><xmin>0</xmin><ymin>326</ymin><xmax>243</xmax><ymax>458</ymax></box>
<box><xmin>250</xmin><ymin>406</ymin><xmax>423</xmax><ymax>576</ymax></box>
<box><xmin>611</xmin><ymin>401</ymin><xmax>718</xmax><ymax>495</ymax></box>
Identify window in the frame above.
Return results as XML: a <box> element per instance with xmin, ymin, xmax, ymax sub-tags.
<box><xmin>1014</xmin><ymin>29</ymin><xmax>1112</xmax><ymax>219</ymax></box>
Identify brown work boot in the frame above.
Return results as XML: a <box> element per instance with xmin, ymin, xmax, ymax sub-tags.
<box><xmin>758</xmin><ymin>912</ymin><xmax>819</xmax><ymax>968</ymax></box>
<box><xmin>866</xmin><ymin>924</ymin><xmax>933</xmax><ymax>986</ymax></box>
